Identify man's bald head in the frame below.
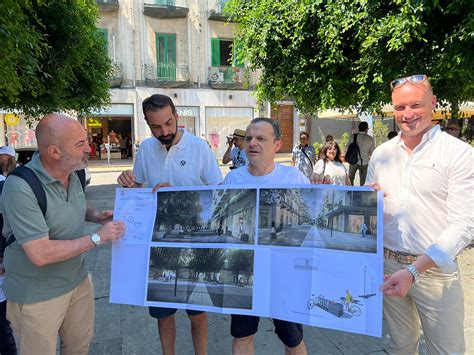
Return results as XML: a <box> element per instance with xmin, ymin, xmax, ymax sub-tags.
<box><xmin>36</xmin><ymin>114</ymin><xmax>83</xmax><ymax>152</ymax></box>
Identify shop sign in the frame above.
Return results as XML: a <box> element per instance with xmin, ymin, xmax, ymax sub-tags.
<box><xmin>87</xmin><ymin>117</ymin><xmax>103</xmax><ymax>127</ymax></box>
<box><xmin>4</xmin><ymin>113</ymin><xmax>20</xmax><ymax>126</ymax></box>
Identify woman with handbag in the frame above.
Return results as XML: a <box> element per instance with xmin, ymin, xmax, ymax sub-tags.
<box><xmin>311</xmin><ymin>141</ymin><xmax>350</xmax><ymax>186</ymax></box>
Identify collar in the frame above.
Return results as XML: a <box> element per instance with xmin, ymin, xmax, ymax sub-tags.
<box><xmin>27</xmin><ymin>151</ymin><xmax>57</xmax><ymax>185</ymax></box>
<box><xmin>398</xmin><ymin>125</ymin><xmax>440</xmax><ymax>150</ymax></box>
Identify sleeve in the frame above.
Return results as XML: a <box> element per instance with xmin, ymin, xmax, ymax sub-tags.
<box><xmin>313</xmin><ymin>160</ymin><xmax>324</xmax><ymax>174</ymax></box>
<box><xmin>365</xmin><ymin>152</ymin><xmax>378</xmax><ymax>186</ymax></box>
<box><xmin>132</xmin><ymin>143</ymin><xmax>146</xmax><ymax>184</ymax></box>
<box><xmin>2</xmin><ymin>178</ymin><xmax>50</xmax><ymax>244</ymax></box>
<box><xmin>426</xmin><ymin>145</ymin><xmax>473</xmax><ymax>271</ymax></box>
<box><xmin>201</xmin><ymin>143</ymin><xmax>223</xmax><ymax>185</ymax></box>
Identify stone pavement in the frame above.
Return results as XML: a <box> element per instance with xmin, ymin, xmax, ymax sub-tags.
<box><xmin>83</xmin><ymin>170</ymin><xmax>474</xmax><ymax>354</ymax></box>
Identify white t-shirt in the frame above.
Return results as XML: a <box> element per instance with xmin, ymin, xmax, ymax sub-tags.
<box><xmin>224</xmin><ymin>163</ymin><xmax>310</xmax><ymax>185</ymax></box>
<box><xmin>313</xmin><ymin>159</ymin><xmax>348</xmax><ymax>186</ymax></box>
<box><xmin>134</xmin><ymin>129</ymin><xmax>223</xmax><ymax>187</ymax></box>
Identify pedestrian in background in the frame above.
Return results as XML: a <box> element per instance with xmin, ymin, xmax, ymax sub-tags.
<box><xmin>291</xmin><ymin>131</ymin><xmax>316</xmax><ymax>178</ymax></box>
<box><xmin>367</xmin><ymin>74</ymin><xmax>472</xmax><ymax>354</ymax></box>
<box><xmin>312</xmin><ymin>141</ymin><xmax>350</xmax><ymax>186</ymax></box>
<box><xmin>346</xmin><ymin>121</ymin><xmax>375</xmax><ymax>186</ymax></box>
<box><xmin>222</xmin><ymin>128</ymin><xmax>248</xmax><ymax>170</ymax></box>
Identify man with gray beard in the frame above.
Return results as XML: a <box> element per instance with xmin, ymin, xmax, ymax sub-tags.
<box><xmin>1</xmin><ymin>114</ymin><xmax>125</xmax><ymax>354</ymax></box>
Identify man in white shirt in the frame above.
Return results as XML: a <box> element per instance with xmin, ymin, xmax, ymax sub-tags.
<box><xmin>222</xmin><ymin>128</ymin><xmax>248</xmax><ymax>170</ymax></box>
<box><xmin>224</xmin><ymin>118</ymin><xmax>308</xmax><ymax>355</ymax></box>
<box><xmin>346</xmin><ymin>121</ymin><xmax>375</xmax><ymax>186</ymax></box>
<box><xmin>366</xmin><ymin>74</ymin><xmax>472</xmax><ymax>354</ymax></box>
<box><xmin>117</xmin><ymin>94</ymin><xmax>222</xmax><ymax>355</ymax></box>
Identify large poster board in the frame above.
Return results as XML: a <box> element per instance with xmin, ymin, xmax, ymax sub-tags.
<box><xmin>110</xmin><ymin>185</ymin><xmax>384</xmax><ymax>337</ymax></box>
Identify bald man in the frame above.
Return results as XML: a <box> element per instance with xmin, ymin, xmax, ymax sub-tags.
<box><xmin>1</xmin><ymin>114</ymin><xmax>125</xmax><ymax>354</ymax></box>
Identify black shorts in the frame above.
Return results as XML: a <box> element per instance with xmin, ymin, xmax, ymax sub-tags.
<box><xmin>230</xmin><ymin>315</ymin><xmax>303</xmax><ymax>348</ymax></box>
<box><xmin>148</xmin><ymin>306</ymin><xmax>204</xmax><ymax>320</ymax></box>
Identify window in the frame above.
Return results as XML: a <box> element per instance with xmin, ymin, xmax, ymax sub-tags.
<box><xmin>211</xmin><ymin>38</ymin><xmax>244</xmax><ymax>68</ymax></box>
<box><xmin>156</xmin><ymin>33</ymin><xmax>177</xmax><ymax>80</ymax></box>
<box><xmin>97</xmin><ymin>28</ymin><xmax>108</xmax><ymax>50</ymax></box>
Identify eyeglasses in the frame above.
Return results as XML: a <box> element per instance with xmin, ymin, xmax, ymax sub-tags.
<box><xmin>390</xmin><ymin>74</ymin><xmax>428</xmax><ymax>91</ymax></box>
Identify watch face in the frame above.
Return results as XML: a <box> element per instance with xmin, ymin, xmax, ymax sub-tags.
<box><xmin>92</xmin><ymin>233</ymin><xmax>101</xmax><ymax>245</ymax></box>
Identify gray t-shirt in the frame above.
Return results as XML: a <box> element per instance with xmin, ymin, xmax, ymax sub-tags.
<box><xmin>1</xmin><ymin>153</ymin><xmax>88</xmax><ymax>303</ymax></box>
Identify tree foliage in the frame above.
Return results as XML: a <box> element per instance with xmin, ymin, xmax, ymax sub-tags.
<box><xmin>227</xmin><ymin>250</ymin><xmax>253</xmax><ymax>284</ymax></box>
<box><xmin>0</xmin><ymin>0</ymin><xmax>112</xmax><ymax>118</ymax></box>
<box><xmin>156</xmin><ymin>191</ymin><xmax>203</xmax><ymax>233</ymax></box>
<box><xmin>189</xmin><ymin>248</ymin><xmax>225</xmax><ymax>275</ymax></box>
<box><xmin>226</xmin><ymin>0</ymin><xmax>474</xmax><ymax>116</ymax></box>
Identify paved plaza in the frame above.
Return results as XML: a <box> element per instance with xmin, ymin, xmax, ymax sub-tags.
<box><xmin>84</xmin><ymin>157</ymin><xmax>473</xmax><ymax>354</ymax></box>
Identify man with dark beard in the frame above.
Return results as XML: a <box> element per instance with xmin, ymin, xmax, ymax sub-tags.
<box><xmin>1</xmin><ymin>114</ymin><xmax>125</xmax><ymax>354</ymax></box>
<box><xmin>117</xmin><ymin>94</ymin><xmax>222</xmax><ymax>355</ymax></box>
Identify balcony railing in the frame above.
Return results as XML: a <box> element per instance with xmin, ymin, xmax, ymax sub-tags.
<box><xmin>143</xmin><ymin>0</ymin><xmax>189</xmax><ymax>19</ymax></box>
<box><xmin>108</xmin><ymin>61</ymin><xmax>123</xmax><ymax>88</ymax></box>
<box><xmin>208</xmin><ymin>66</ymin><xmax>249</xmax><ymax>89</ymax></box>
<box><xmin>208</xmin><ymin>0</ymin><xmax>231</xmax><ymax>21</ymax></box>
<box><xmin>96</xmin><ymin>0</ymin><xmax>119</xmax><ymax>12</ymax></box>
<box><xmin>144</xmin><ymin>64</ymin><xmax>190</xmax><ymax>88</ymax></box>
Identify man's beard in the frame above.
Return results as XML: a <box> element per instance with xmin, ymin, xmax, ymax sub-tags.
<box><xmin>59</xmin><ymin>154</ymin><xmax>87</xmax><ymax>172</ymax></box>
<box><xmin>157</xmin><ymin>128</ymin><xmax>178</xmax><ymax>146</ymax></box>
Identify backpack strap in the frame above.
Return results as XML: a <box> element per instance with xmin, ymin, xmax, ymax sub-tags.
<box><xmin>5</xmin><ymin>166</ymin><xmax>47</xmax><ymax>248</ymax></box>
<box><xmin>76</xmin><ymin>169</ymin><xmax>86</xmax><ymax>191</ymax></box>
<box><xmin>353</xmin><ymin>133</ymin><xmax>363</xmax><ymax>165</ymax></box>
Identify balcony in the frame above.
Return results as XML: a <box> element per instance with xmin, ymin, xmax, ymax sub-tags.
<box><xmin>143</xmin><ymin>0</ymin><xmax>189</xmax><ymax>19</ymax></box>
<box><xmin>144</xmin><ymin>64</ymin><xmax>190</xmax><ymax>88</ymax></box>
<box><xmin>96</xmin><ymin>0</ymin><xmax>119</xmax><ymax>12</ymax></box>
<box><xmin>208</xmin><ymin>66</ymin><xmax>249</xmax><ymax>90</ymax></box>
<box><xmin>108</xmin><ymin>62</ymin><xmax>123</xmax><ymax>88</ymax></box>
<box><xmin>208</xmin><ymin>0</ymin><xmax>231</xmax><ymax>22</ymax></box>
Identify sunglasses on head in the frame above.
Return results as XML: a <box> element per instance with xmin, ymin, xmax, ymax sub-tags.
<box><xmin>390</xmin><ymin>74</ymin><xmax>428</xmax><ymax>91</ymax></box>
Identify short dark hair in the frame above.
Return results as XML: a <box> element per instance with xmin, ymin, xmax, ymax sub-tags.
<box><xmin>142</xmin><ymin>94</ymin><xmax>176</xmax><ymax>121</ymax></box>
<box><xmin>387</xmin><ymin>131</ymin><xmax>398</xmax><ymax>140</ymax></box>
<box><xmin>299</xmin><ymin>131</ymin><xmax>309</xmax><ymax>139</ymax></box>
<box><xmin>249</xmin><ymin>117</ymin><xmax>282</xmax><ymax>140</ymax></box>
<box><xmin>320</xmin><ymin>141</ymin><xmax>342</xmax><ymax>163</ymax></box>
<box><xmin>358</xmin><ymin>121</ymin><xmax>369</xmax><ymax>132</ymax></box>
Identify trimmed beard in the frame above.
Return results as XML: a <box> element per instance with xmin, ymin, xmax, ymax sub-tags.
<box><xmin>156</xmin><ymin>127</ymin><xmax>178</xmax><ymax>146</ymax></box>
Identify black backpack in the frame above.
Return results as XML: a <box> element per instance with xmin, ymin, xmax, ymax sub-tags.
<box><xmin>345</xmin><ymin>133</ymin><xmax>362</xmax><ymax>165</ymax></box>
<box><xmin>0</xmin><ymin>166</ymin><xmax>86</xmax><ymax>250</ymax></box>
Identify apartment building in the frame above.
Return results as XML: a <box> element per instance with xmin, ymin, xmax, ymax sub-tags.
<box><xmin>85</xmin><ymin>0</ymin><xmax>303</xmax><ymax>159</ymax></box>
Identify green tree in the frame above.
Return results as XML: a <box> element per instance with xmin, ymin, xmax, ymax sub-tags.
<box><xmin>150</xmin><ymin>247</ymin><xmax>188</xmax><ymax>296</ymax></box>
<box><xmin>227</xmin><ymin>250</ymin><xmax>254</xmax><ymax>285</ymax></box>
<box><xmin>0</xmin><ymin>0</ymin><xmax>112</xmax><ymax>118</ymax></box>
<box><xmin>372</xmin><ymin>120</ymin><xmax>389</xmax><ymax>147</ymax></box>
<box><xmin>156</xmin><ymin>191</ymin><xmax>203</xmax><ymax>235</ymax></box>
<box><xmin>189</xmin><ymin>248</ymin><xmax>225</xmax><ymax>281</ymax></box>
<box><xmin>226</xmin><ymin>0</ymin><xmax>474</xmax><ymax>117</ymax></box>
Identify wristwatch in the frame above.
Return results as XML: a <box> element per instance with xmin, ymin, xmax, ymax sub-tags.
<box><xmin>406</xmin><ymin>264</ymin><xmax>421</xmax><ymax>284</ymax></box>
<box><xmin>90</xmin><ymin>233</ymin><xmax>101</xmax><ymax>247</ymax></box>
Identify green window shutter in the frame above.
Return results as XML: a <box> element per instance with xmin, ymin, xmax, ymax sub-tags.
<box><xmin>211</xmin><ymin>38</ymin><xmax>220</xmax><ymax>66</ymax></box>
<box><xmin>155</xmin><ymin>33</ymin><xmax>177</xmax><ymax>80</ymax></box>
<box><xmin>97</xmin><ymin>28</ymin><xmax>108</xmax><ymax>50</ymax></box>
<box><xmin>233</xmin><ymin>40</ymin><xmax>244</xmax><ymax>68</ymax></box>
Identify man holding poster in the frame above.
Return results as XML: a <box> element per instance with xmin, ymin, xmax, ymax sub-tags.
<box><xmin>224</xmin><ymin>117</ymin><xmax>309</xmax><ymax>355</ymax></box>
<box><xmin>367</xmin><ymin>75</ymin><xmax>472</xmax><ymax>354</ymax></box>
<box><xmin>117</xmin><ymin>94</ymin><xmax>222</xmax><ymax>355</ymax></box>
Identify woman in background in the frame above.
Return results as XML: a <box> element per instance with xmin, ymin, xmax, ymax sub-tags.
<box><xmin>312</xmin><ymin>141</ymin><xmax>350</xmax><ymax>186</ymax></box>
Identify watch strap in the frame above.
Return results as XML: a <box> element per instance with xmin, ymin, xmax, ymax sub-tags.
<box><xmin>406</xmin><ymin>264</ymin><xmax>421</xmax><ymax>284</ymax></box>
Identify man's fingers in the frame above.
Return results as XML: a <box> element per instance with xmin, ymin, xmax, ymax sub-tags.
<box><xmin>152</xmin><ymin>182</ymin><xmax>172</xmax><ymax>193</ymax></box>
